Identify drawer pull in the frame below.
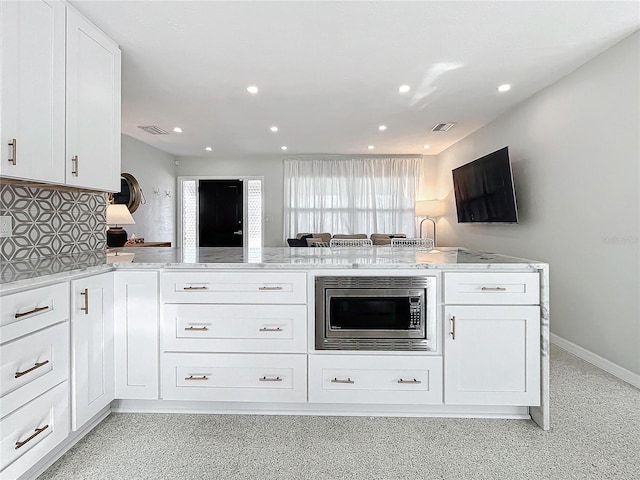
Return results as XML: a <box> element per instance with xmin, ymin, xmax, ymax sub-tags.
<box><xmin>185</xmin><ymin>326</ymin><xmax>209</xmax><ymax>331</ymax></box>
<box><xmin>8</xmin><ymin>138</ymin><xmax>17</xmax><ymax>165</ymax></box>
<box><xmin>15</xmin><ymin>360</ymin><xmax>50</xmax><ymax>379</ymax></box>
<box><xmin>80</xmin><ymin>288</ymin><xmax>89</xmax><ymax>314</ymax></box>
<box><xmin>258</xmin><ymin>286</ymin><xmax>283</xmax><ymax>291</ymax></box>
<box><xmin>450</xmin><ymin>315</ymin><xmax>456</xmax><ymax>340</ymax></box>
<box><xmin>481</xmin><ymin>286</ymin><xmax>507</xmax><ymax>291</ymax></box>
<box><xmin>259</xmin><ymin>327</ymin><xmax>283</xmax><ymax>332</ymax></box>
<box><xmin>259</xmin><ymin>376</ymin><xmax>282</xmax><ymax>382</ymax></box>
<box><xmin>185</xmin><ymin>375</ymin><xmax>209</xmax><ymax>381</ymax></box>
<box><xmin>14</xmin><ymin>305</ymin><xmax>49</xmax><ymax>319</ymax></box>
<box><xmin>397</xmin><ymin>378</ymin><xmax>421</xmax><ymax>384</ymax></box>
<box><xmin>15</xmin><ymin>425</ymin><xmax>49</xmax><ymax>450</ymax></box>
<box><xmin>331</xmin><ymin>377</ymin><xmax>354</xmax><ymax>384</ymax></box>
<box><xmin>183</xmin><ymin>286</ymin><xmax>208</xmax><ymax>290</ymax></box>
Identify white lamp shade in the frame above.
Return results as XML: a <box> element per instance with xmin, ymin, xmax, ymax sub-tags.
<box><xmin>106</xmin><ymin>204</ymin><xmax>135</xmax><ymax>226</ymax></box>
<box><xmin>415</xmin><ymin>199</ymin><xmax>444</xmax><ymax>217</ymax></box>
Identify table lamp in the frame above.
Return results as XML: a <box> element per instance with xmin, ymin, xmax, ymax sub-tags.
<box><xmin>106</xmin><ymin>204</ymin><xmax>135</xmax><ymax>248</ymax></box>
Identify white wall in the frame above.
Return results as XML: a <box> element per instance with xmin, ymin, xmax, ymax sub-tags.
<box><xmin>121</xmin><ymin>134</ymin><xmax>177</xmax><ymax>244</ymax></box>
<box><xmin>435</xmin><ymin>32</ymin><xmax>640</xmax><ymax>375</ymax></box>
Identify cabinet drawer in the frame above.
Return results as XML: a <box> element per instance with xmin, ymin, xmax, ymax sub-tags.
<box><xmin>444</xmin><ymin>272</ymin><xmax>539</xmax><ymax>305</ymax></box>
<box><xmin>0</xmin><ymin>283</ymin><xmax>69</xmax><ymax>343</ymax></box>
<box><xmin>162</xmin><ymin>304</ymin><xmax>307</xmax><ymax>353</ymax></box>
<box><xmin>1</xmin><ymin>322</ymin><xmax>69</xmax><ymax>417</ymax></box>
<box><xmin>161</xmin><ymin>353</ymin><xmax>307</xmax><ymax>403</ymax></box>
<box><xmin>0</xmin><ymin>381</ymin><xmax>69</xmax><ymax>479</ymax></box>
<box><xmin>162</xmin><ymin>271</ymin><xmax>307</xmax><ymax>304</ymax></box>
<box><xmin>308</xmin><ymin>355</ymin><xmax>442</xmax><ymax>405</ymax></box>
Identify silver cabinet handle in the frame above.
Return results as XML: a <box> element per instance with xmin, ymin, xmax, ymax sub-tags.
<box><xmin>185</xmin><ymin>375</ymin><xmax>208</xmax><ymax>381</ymax></box>
<box><xmin>259</xmin><ymin>376</ymin><xmax>282</xmax><ymax>382</ymax></box>
<box><xmin>14</xmin><ymin>305</ymin><xmax>49</xmax><ymax>319</ymax></box>
<box><xmin>8</xmin><ymin>138</ymin><xmax>16</xmax><ymax>165</ymax></box>
<box><xmin>258</xmin><ymin>286</ymin><xmax>283</xmax><ymax>291</ymax></box>
<box><xmin>15</xmin><ymin>425</ymin><xmax>48</xmax><ymax>449</ymax></box>
<box><xmin>450</xmin><ymin>315</ymin><xmax>456</xmax><ymax>340</ymax></box>
<box><xmin>481</xmin><ymin>286</ymin><xmax>506</xmax><ymax>291</ymax></box>
<box><xmin>183</xmin><ymin>285</ymin><xmax>208</xmax><ymax>290</ymax></box>
<box><xmin>71</xmin><ymin>155</ymin><xmax>79</xmax><ymax>176</ymax></box>
<box><xmin>80</xmin><ymin>289</ymin><xmax>89</xmax><ymax>315</ymax></box>
<box><xmin>15</xmin><ymin>360</ymin><xmax>50</xmax><ymax>379</ymax></box>
<box><xmin>331</xmin><ymin>377</ymin><xmax>354</xmax><ymax>384</ymax></box>
<box><xmin>185</xmin><ymin>326</ymin><xmax>209</xmax><ymax>331</ymax></box>
<box><xmin>397</xmin><ymin>378</ymin><xmax>421</xmax><ymax>384</ymax></box>
<box><xmin>259</xmin><ymin>327</ymin><xmax>283</xmax><ymax>332</ymax></box>
<box><xmin>233</xmin><ymin>230</ymin><xmax>243</xmax><ymax>235</ymax></box>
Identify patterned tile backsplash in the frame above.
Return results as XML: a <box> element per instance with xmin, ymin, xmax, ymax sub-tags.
<box><xmin>0</xmin><ymin>183</ymin><xmax>107</xmax><ymax>262</ymax></box>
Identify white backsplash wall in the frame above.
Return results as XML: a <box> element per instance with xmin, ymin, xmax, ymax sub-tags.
<box><xmin>121</xmin><ymin>135</ymin><xmax>177</xmax><ymax>245</ymax></box>
<box><xmin>0</xmin><ymin>182</ymin><xmax>107</xmax><ymax>261</ymax></box>
<box><xmin>435</xmin><ymin>32</ymin><xmax>640</xmax><ymax>375</ymax></box>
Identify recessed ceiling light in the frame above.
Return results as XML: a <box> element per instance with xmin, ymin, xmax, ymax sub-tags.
<box><xmin>497</xmin><ymin>84</ymin><xmax>512</xmax><ymax>92</ymax></box>
<box><xmin>368</xmin><ymin>145</ymin><xmax>375</xmax><ymax>150</ymax></box>
<box><xmin>398</xmin><ymin>85</ymin><xmax>411</xmax><ymax>94</ymax></box>
<box><xmin>205</xmin><ymin>147</ymin><xmax>212</xmax><ymax>152</ymax></box>
<box><xmin>378</xmin><ymin>125</ymin><xmax>387</xmax><ymax>131</ymax></box>
<box><xmin>173</xmin><ymin>127</ymin><xmax>182</xmax><ymax>133</ymax></box>
<box><xmin>270</xmin><ymin>126</ymin><xmax>278</xmax><ymax>132</ymax></box>
<box><xmin>281</xmin><ymin>146</ymin><xmax>288</xmax><ymax>151</ymax></box>
<box><xmin>423</xmin><ymin>145</ymin><xmax>430</xmax><ymax>149</ymax></box>
<box><xmin>247</xmin><ymin>85</ymin><xmax>259</xmax><ymax>94</ymax></box>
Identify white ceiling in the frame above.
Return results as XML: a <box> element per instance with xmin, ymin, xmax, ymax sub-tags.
<box><xmin>70</xmin><ymin>1</ymin><xmax>639</xmax><ymax>158</ymax></box>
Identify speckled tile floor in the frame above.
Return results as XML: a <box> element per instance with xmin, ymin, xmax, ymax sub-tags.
<box><xmin>38</xmin><ymin>345</ymin><xmax>639</xmax><ymax>480</ymax></box>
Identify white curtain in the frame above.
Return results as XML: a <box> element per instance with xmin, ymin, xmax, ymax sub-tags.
<box><xmin>283</xmin><ymin>157</ymin><xmax>423</xmax><ymax>239</ymax></box>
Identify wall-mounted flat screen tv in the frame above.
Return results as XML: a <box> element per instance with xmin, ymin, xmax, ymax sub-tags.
<box><xmin>452</xmin><ymin>146</ymin><xmax>518</xmax><ymax>223</ymax></box>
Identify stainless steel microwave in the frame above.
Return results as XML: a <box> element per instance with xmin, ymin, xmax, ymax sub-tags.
<box><xmin>315</xmin><ymin>276</ymin><xmax>437</xmax><ymax>351</ymax></box>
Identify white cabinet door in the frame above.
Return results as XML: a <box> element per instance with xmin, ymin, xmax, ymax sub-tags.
<box><xmin>65</xmin><ymin>7</ymin><xmax>121</xmax><ymax>192</ymax></box>
<box><xmin>0</xmin><ymin>0</ymin><xmax>65</xmax><ymax>183</ymax></box>
<box><xmin>71</xmin><ymin>272</ymin><xmax>115</xmax><ymax>431</ymax></box>
<box><xmin>444</xmin><ymin>305</ymin><xmax>540</xmax><ymax>406</ymax></box>
<box><xmin>114</xmin><ymin>271</ymin><xmax>159</xmax><ymax>400</ymax></box>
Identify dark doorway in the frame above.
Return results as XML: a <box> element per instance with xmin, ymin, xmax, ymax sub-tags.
<box><xmin>198</xmin><ymin>180</ymin><xmax>243</xmax><ymax>247</ymax></box>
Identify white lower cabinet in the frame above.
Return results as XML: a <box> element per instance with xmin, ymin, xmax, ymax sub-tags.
<box><xmin>0</xmin><ymin>381</ymin><xmax>69</xmax><ymax>480</ymax></box>
<box><xmin>114</xmin><ymin>271</ymin><xmax>159</xmax><ymax>400</ymax></box>
<box><xmin>71</xmin><ymin>273</ymin><xmax>115</xmax><ymax>431</ymax></box>
<box><xmin>308</xmin><ymin>355</ymin><xmax>443</xmax><ymax>405</ymax></box>
<box><xmin>161</xmin><ymin>353</ymin><xmax>307</xmax><ymax>403</ymax></box>
<box><xmin>444</xmin><ymin>305</ymin><xmax>540</xmax><ymax>406</ymax></box>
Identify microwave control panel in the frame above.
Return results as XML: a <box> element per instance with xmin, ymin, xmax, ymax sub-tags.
<box><xmin>409</xmin><ymin>296</ymin><xmax>422</xmax><ymax>328</ymax></box>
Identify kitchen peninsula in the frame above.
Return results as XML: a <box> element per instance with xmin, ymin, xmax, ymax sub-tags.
<box><xmin>1</xmin><ymin>246</ymin><xmax>549</xmax><ymax>480</ymax></box>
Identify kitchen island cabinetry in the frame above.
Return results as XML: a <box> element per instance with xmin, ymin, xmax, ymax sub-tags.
<box><xmin>160</xmin><ymin>271</ymin><xmax>308</xmax><ymax>403</ymax></box>
<box><xmin>443</xmin><ymin>272</ymin><xmax>541</xmax><ymax>406</ymax></box>
<box><xmin>70</xmin><ymin>272</ymin><xmax>114</xmax><ymax>431</ymax></box>
<box><xmin>114</xmin><ymin>271</ymin><xmax>159</xmax><ymax>400</ymax></box>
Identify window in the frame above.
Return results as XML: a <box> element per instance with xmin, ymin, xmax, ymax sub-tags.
<box><xmin>283</xmin><ymin>158</ymin><xmax>423</xmax><ymax>238</ymax></box>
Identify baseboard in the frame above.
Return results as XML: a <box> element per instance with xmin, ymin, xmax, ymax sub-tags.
<box><xmin>550</xmin><ymin>334</ymin><xmax>640</xmax><ymax>389</ymax></box>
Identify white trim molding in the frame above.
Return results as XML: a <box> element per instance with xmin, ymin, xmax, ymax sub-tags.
<box><xmin>551</xmin><ymin>334</ymin><xmax>640</xmax><ymax>389</ymax></box>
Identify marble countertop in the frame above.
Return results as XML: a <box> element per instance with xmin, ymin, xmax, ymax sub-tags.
<box><xmin>1</xmin><ymin>246</ymin><xmax>547</xmax><ymax>292</ymax></box>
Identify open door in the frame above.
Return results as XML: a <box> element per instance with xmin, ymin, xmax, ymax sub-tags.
<box><xmin>198</xmin><ymin>179</ymin><xmax>243</xmax><ymax>247</ymax></box>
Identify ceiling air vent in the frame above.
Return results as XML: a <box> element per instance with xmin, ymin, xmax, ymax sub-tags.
<box><xmin>431</xmin><ymin>123</ymin><xmax>455</xmax><ymax>132</ymax></box>
<box><xmin>138</xmin><ymin>125</ymin><xmax>169</xmax><ymax>135</ymax></box>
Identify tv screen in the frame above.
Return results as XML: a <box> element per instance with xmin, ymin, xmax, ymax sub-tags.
<box><xmin>452</xmin><ymin>146</ymin><xmax>518</xmax><ymax>223</ymax></box>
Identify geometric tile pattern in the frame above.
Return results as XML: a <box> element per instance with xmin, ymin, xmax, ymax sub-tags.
<box><xmin>0</xmin><ymin>183</ymin><xmax>108</xmax><ymax>262</ymax></box>
<box><xmin>0</xmin><ymin>250</ymin><xmax>107</xmax><ymax>283</ymax></box>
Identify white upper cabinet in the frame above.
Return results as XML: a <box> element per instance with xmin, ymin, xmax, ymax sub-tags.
<box><xmin>66</xmin><ymin>7</ymin><xmax>121</xmax><ymax>192</ymax></box>
<box><xmin>0</xmin><ymin>0</ymin><xmax>66</xmax><ymax>184</ymax></box>
<box><xmin>0</xmin><ymin>1</ymin><xmax>121</xmax><ymax>191</ymax></box>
